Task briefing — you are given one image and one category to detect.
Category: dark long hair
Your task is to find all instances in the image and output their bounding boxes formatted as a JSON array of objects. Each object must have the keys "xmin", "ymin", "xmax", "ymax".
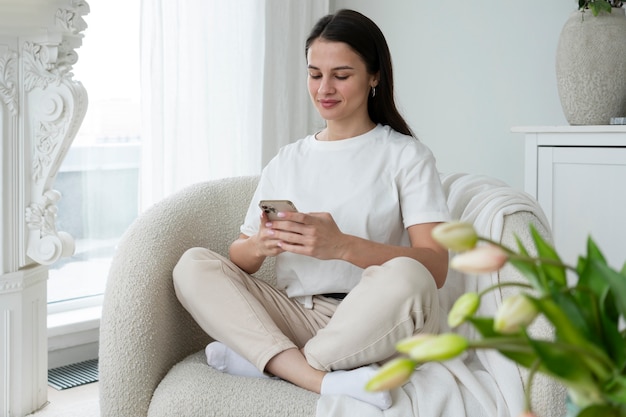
[{"xmin": 305, "ymin": 9, "xmax": 414, "ymax": 137}]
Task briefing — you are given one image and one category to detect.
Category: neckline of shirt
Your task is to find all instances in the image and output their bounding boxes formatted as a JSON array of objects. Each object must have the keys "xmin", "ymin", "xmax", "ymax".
[{"xmin": 308, "ymin": 124, "xmax": 384, "ymax": 150}]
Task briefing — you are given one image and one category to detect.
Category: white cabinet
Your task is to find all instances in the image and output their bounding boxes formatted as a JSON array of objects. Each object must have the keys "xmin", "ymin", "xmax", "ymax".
[{"xmin": 513, "ymin": 126, "xmax": 626, "ymax": 270}]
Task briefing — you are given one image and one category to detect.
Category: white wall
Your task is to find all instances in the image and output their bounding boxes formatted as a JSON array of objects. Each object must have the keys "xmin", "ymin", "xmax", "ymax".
[{"xmin": 331, "ymin": 0, "xmax": 575, "ymax": 190}]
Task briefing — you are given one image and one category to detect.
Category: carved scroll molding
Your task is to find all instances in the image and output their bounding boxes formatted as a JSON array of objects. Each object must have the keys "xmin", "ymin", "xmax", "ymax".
[
  {"xmin": 0, "ymin": 51, "xmax": 18, "ymax": 117},
  {"xmin": 20, "ymin": 0, "xmax": 90, "ymax": 266},
  {"xmin": 1, "ymin": 43, "xmax": 21, "ymax": 274}
]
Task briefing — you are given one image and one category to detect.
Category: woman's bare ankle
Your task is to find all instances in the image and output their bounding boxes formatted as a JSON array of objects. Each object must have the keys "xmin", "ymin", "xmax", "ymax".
[{"xmin": 266, "ymin": 348, "xmax": 326, "ymax": 393}]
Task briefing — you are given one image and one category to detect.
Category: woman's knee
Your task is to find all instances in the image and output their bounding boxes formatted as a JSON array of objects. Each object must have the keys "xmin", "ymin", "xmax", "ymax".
[
  {"xmin": 366, "ymin": 257, "xmax": 440, "ymax": 333},
  {"xmin": 363, "ymin": 257, "xmax": 437, "ymax": 301},
  {"xmin": 176, "ymin": 247, "xmax": 214, "ymax": 266},
  {"xmin": 173, "ymin": 247, "xmax": 221, "ymax": 294}
]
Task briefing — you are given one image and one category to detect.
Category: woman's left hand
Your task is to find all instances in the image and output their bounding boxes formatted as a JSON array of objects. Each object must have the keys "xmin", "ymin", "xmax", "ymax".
[{"xmin": 266, "ymin": 211, "xmax": 347, "ymax": 260}]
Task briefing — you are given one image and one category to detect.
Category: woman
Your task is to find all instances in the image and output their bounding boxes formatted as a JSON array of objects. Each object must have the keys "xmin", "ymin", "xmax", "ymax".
[{"xmin": 173, "ymin": 9, "xmax": 450, "ymax": 410}]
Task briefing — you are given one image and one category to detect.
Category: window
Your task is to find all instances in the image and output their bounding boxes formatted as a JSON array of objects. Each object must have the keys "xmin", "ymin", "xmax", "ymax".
[
  {"xmin": 47, "ymin": 0, "xmax": 323, "ymax": 311},
  {"xmin": 48, "ymin": 0, "xmax": 141, "ymax": 306}
]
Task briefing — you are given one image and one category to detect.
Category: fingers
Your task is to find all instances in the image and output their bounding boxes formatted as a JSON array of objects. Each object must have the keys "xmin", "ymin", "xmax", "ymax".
[
  {"xmin": 257, "ymin": 211, "xmax": 340, "ymax": 259},
  {"xmin": 256, "ymin": 213, "xmax": 286, "ymax": 256},
  {"xmin": 270, "ymin": 210, "xmax": 307, "ymax": 224}
]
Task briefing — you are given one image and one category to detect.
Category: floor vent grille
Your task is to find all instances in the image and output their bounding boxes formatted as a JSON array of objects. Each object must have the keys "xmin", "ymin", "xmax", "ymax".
[{"xmin": 48, "ymin": 359, "xmax": 99, "ymax": 390}]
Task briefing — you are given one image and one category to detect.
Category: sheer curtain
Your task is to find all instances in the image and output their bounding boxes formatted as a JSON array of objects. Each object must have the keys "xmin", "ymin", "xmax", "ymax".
[{"xmin": 140, "ymin": 0, "xmax": 328, "ymax": 210}]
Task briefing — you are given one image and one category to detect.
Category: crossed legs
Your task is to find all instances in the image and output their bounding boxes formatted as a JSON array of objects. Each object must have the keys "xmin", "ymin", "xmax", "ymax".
[
  {"xmin": 204, "ymin": 342, "xmax": 392, "ymax": 409},
  {"xmin": 173, "ymin": 249, "xmax": 439, "ymax": 410}
]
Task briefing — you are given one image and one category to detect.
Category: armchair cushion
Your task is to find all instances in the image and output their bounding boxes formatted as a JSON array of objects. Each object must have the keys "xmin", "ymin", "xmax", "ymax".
[{"xmin": 148, "ymin": 351, "xmax": 318, "ymax": 416}]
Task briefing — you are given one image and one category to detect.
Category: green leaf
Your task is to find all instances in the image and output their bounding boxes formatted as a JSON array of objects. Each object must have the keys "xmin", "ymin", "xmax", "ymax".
[
  {"xmin": 600, "ymin": 286, "xmax": 619, "ymax": 327},
  {"xmin": 467, "ymin": 317, "xmax": 537, "ymax": 368},
  {"xmin": 596, "ymin": 286, "xmax": 626, "ymax": 368},
  {"xmin": 598, "ymin": 0, "xmax": 614, "ymax": 13},
  {"xmin": 570, "ymin": 287, "xmax": 604, "ymax": 346},
  {"xmin": 498, "ymin": 347, "xmax": 538, "ymax": 369},
  {"xmin": 590, "ymin": 259, "xmax": 626, "ymax": 320},
  {"xmin": 508, "ymin": 257, "xmax": 543, "ymax": 290},
  {"xmin": 573, "ymin": 238, "xmax": 623, "ymax": 361},
  {"xmin": 588, "ymin": 0, "xmax": 613, "ymax": 15},
  {"xmin": 574, "ymin": 250, "xmax": 609, "ymax": 339},
  {"xmin": 604, "ymin": 374, "xmax": 626, "ymax": 404},
  {"xmin": 530, "ymin": 225, "xmax": 567, "ymax": 287},
  {"xmin": 600, "ymin": 310, "xmax": 625, "ymax": 369},
  {"xmin": 577, "ymin": 238, "xmax": 609, "ymax": 297},
  {"xmin": 532, "ymin": 293, "xmax": 591, "ymax": 345},
  {"xmin": 526, "ymin": 338, "xmax": 594, "ymax": 383},
  {"xmin": 586, "ymin": 237, "xmax": 607, "ymax": 263},
  {"xmin": 509, "ymin": 234, "xmax": 546, "ymax": 291},
  {"xmin": 530, "ymin": 293, "xmax": 613, "ymax": 380},
  {"xmin": 514, "ymin": 234, "xmax": 530, "ymax": 257},
  {"xmin": 577, "ymin": 403, "xmax": 622, "ymax": 417},
  {"xmin": 467, "ymin": 316, "xmax": 496, "ymax": 338}
]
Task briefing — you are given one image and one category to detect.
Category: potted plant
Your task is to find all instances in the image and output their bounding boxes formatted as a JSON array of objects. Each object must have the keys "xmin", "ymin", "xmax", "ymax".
[
  {"xmin": 367, "ymin": 222, "xmax": 626, "ymax": 417},
  {"xmin": 556, "ymin": 0, "xmax": 626, "ymax": 125},
  {"xmin": 579, "ymin": 0, "xmax": 624, "ymax": 15}
]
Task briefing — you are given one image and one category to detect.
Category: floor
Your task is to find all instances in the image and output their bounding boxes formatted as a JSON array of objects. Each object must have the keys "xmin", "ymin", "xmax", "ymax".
[{"xmin": 27, "ymin": 383, "xmax": 100, "ymax": 417}]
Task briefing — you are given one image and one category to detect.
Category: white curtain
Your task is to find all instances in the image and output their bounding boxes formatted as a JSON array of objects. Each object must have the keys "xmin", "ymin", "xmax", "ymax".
[{"xmin": 140, "ymin": 0, "xmax": 328, "ymax": 210}]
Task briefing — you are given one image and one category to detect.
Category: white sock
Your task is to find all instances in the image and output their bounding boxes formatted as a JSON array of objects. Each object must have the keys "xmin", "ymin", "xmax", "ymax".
[
  {"xmin": 321, "ymin": 366, "xmax": 392, "ymax": 410},
  {"xmin": 205, "ymin": 341, "xmax": 269, "ymax": 379}
]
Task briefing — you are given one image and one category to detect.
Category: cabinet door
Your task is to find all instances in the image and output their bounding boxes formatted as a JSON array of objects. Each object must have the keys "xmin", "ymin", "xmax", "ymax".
[{"xmin": 537, "ymin": 146, "xmax": 626, "ymax": 270}]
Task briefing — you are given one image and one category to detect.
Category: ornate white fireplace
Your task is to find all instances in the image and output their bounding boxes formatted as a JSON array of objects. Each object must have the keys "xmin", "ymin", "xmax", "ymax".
[{"xmin": 0, "ymin": 0, "xmax": 89, "ymax": 415}]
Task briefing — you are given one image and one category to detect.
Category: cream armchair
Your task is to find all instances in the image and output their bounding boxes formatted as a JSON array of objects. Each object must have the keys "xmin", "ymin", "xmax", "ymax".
[{"xmin": 99, "ymin": 174, "xmax": 566, "ymax": 417}]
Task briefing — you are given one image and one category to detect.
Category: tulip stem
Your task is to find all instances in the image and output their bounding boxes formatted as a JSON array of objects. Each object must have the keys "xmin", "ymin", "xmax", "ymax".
[
  {"xmin": 467, "ymin": 337, "xmax": 533, "ymax": 354},
  {"xmin": 478, "ymin": 282, "xmax": 534, "ymax": 298},
  {"xmin": 525, "ymin": 359, "xmax": 541, "ymax": 414}
]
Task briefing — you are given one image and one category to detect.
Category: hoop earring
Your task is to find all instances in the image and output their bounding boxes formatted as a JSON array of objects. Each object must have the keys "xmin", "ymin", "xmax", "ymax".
[{"xmin": 371, "ymin": 87, "xmax": 376, "ymax": 98}]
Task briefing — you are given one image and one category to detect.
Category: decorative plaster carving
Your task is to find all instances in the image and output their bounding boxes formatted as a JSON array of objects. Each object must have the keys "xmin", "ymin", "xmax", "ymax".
[
  {"xmin": 23, "ymin": 42, "xmax": 66, "ymax": 91},
  {"xmin": 25, "ymin": 190, "xmax": 75, "ymax": 265},
  {"xmin": 0, "ymin": 2, "xmax": 90, "ymax": 415},
  {"xmin": 56, "ymin": 1, "xmax": 89, "ymax": 34},
  {"xmin": 0, "ymin": 50, "xmax": 18, "ymax": 116},
  {"xmin": 21, "ymin": 1, "xmax": 89, "ymax": 266},
  {"xmin": 30, "ymin": 94, "xmax": 70, "ymax": 182}
]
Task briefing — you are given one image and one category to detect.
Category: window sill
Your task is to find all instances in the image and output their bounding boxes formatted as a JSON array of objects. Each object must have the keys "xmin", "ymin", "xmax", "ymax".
[
  {"xmin": 47, "ymin": 305, "xmax": 101, "ymax": 337},
  {"xmin": 47, "ymin": 302, "xmax": 102, "ymax": 368}
]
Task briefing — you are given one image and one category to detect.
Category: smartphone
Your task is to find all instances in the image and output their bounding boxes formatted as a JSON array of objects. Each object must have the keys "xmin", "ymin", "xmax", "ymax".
[{"xmin": 258, "ymin": 200, "xmax": 298, "ymax": 221}]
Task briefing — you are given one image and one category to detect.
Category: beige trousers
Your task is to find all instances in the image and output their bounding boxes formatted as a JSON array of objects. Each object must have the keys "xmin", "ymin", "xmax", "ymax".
[{"xmin": 173, "ymin": 248, "xmax": 440, "ymax": 372}]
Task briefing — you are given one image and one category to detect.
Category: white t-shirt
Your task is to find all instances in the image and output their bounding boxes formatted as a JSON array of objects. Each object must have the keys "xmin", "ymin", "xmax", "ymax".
[{"xmin": 240, "ymin": 124, "xmax": 450, "ymax": 305}]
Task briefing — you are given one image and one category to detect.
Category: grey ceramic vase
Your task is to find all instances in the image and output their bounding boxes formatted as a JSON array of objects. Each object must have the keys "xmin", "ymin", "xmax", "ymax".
[{"xmin": 556, "ymin": 8, "xmax": 626, "ymax": 125}]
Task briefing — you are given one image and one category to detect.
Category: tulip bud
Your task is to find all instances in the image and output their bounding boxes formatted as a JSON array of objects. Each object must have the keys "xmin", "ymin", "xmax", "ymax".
[
  {"xmin": 448, "ymin": 292, "xmax": 480, "ymax": 328},
  {"xmin": 450, "ymin": 245, "xmax": 508, "ymax": 274},
  {"xmin": 365, "ymin": 357, "xmax": 417, "ymax": 392},
  {"xmin": 408, "ymin": 333, "xmax": 468, "ymax": 362},
  {"xmin": 494, "ymin": 294, "xmax": 538, "ymax": 334},
  {"xmin": 396, "ymin": 334, "xmax": 435, "ymax": 354},
  {"xmin": 432, "ymin": 222, "xmax": 478, "ymax": 252}
]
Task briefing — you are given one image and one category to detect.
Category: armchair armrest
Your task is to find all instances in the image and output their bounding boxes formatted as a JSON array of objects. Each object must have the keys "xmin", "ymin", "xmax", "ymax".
[{"xmin": 99, "ymin": 176, "xmax": 260, "ymax": 417}]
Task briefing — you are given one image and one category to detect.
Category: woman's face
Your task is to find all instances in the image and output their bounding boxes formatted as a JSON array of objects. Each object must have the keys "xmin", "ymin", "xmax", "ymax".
[{"xmin": 306, "ymin": 39, "xmax": 378, "ymax": 126}]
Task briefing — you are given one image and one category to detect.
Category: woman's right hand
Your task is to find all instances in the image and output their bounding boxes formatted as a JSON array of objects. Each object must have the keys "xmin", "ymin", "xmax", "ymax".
[
  {"xmin": 254, "ymin": 212, "xmax": 288, "ymax": 257},
  {"xmin": 229, "ymin": 212, "xmax": 290, "ymax": 274}
]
